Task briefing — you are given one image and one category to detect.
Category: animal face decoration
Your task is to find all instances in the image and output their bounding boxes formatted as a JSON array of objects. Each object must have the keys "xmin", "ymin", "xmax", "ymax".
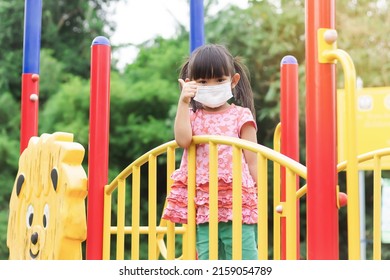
[{"xmin": 7, "ymin": 132, "xmax": 87, "ymax": 259}]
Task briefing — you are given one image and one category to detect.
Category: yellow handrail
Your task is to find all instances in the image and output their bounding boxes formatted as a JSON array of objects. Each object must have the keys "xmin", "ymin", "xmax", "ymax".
[
  {"xmin": 338, "ymin": 147, "xmax": 390, "ymax": 260},
  {"xmin": 102, "ymin": 133, "xmax": 390, "ymax": 260},
  {"xmin": 103, "ymin": 136, "xmax": 307, "ymax": 260}
]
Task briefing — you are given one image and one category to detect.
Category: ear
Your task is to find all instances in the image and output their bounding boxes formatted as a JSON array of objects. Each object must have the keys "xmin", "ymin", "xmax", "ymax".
[
  {"xmin": 16, "ymin": 174, "xmax": 25, "ymax": 197},
  {"xmin": 231, "ymin": 73, "xmax": 240, "ymax": 89},
  {"xmin": 51, "ymin": 168, "xmax": 58, "ymax": 192}
]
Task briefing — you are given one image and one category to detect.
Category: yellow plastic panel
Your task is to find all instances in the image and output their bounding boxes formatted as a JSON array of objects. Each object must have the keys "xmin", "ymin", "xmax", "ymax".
[
  {"xmin": 338, "ymin": 87, "xmax": 390, "ymax": 170},
  {"xmin": 7, "ymin": 132, "xmax": 87, "ymax": 260}
]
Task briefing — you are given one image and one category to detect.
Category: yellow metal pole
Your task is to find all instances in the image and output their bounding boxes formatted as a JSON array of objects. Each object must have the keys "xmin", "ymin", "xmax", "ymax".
[
  {"xmin": 232, "ymin": 145, "xmax": 242, "ymax": 260},
  {"xmin": 165, "ymin": 146, "xmax": 176, "ymax": 260},
  {"xmin": 117, "ymin": 178, "xmax": 126, "ymax": 260},
  {"xmin": 285, "ymin": 169, "xmax": 297, "ymax": 260},
  {"xmin": 102, "ymin": 186, "xmax": 112, "ymax": 260},
  {"xmin": 258, "ymin": 153, "xmax": 268, "ymax": 259},
  {"xmin": 131, "ymin": 166, "xmax": 140, "ymax": 260},
  {"xmin": 373, "ymin": 155, "xmax": 381, "ymax": 259},
  {"xmin": 148, "ymin": 155, "xmax": 157, "ymax": 260},
  {"xmin": 273, "ymin": 123, "xmax": 281, "ymax": 260},
  {"xmin": 187, "ymin": 144, "xmax": 197, "ymax": 260},
  {"xmin": 209, "ymin": 142, "xmax": 219, "ymax": 260}
]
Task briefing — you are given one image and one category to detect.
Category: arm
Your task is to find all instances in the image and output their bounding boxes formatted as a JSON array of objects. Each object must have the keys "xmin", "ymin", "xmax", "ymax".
[
  {"xmin": 240, "ymin": 122, "xmax": 258, "ymax": 184},
  {"xmin": 174, "ymin": 79, "xmax": 197, "ymax": 148}
]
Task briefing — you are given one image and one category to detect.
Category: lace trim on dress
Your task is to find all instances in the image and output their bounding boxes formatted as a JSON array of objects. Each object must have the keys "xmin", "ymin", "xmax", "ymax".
[
  {"xmin": 161, "ymin": 181, "xmax": 258, "ymax": 225},
  {"xmin": 170, "ymin": 169, "xmax": 256, "ymax": 188}
]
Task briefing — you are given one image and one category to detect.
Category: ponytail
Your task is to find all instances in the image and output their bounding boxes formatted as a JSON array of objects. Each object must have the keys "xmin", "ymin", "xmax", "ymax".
[{"xmin": 233, "ymin": 58, "xmax": 256, "ymax": 118}]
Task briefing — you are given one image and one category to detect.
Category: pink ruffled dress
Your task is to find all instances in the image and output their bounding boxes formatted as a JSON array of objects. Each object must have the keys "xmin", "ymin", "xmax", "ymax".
[{"xmin": 162, "ymin": 104, "xmax": 258, "ymax": 225}]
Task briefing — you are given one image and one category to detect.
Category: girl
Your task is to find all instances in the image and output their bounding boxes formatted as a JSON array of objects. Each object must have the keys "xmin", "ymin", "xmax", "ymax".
[{"xmin": 162, "ymin": 44, "xmax": 258, "ymax": 260}]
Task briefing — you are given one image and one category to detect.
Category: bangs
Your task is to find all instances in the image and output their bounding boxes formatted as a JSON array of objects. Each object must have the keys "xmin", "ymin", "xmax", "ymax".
[{"xmin": 188, "ymin": 45, "xmax": 234, "ymax": 79}]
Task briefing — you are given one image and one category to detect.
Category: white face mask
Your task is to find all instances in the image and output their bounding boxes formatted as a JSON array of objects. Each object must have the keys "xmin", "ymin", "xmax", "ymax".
[{"xmin": 194, "ymin": 82, "xmax": 233, "ymax": 108}]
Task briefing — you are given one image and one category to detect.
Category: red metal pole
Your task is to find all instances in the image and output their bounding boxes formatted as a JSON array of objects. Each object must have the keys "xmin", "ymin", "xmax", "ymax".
[
  {"xmin": 86, "ymin": 36, "xmax": 111, "ymax": 260},
  {"xmin": 280, "ymin": 55, "xmax": 300, "ymax": 259},
  {"xmin": 305, "ymin": 0, "xmax": 339, "ymax": 259},
  {"xmin": 20, "ymin": 74, "xmax": 39, "ymax": 153}
]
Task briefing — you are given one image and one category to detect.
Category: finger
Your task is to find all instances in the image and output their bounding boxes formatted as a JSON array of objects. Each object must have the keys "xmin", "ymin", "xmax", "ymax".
[{"xmin": 178, "ymin": 79, "xmax": 185, "ymax": 87}]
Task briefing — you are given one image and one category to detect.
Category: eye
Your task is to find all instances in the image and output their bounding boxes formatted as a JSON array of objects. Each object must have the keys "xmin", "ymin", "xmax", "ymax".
[
  {"xmin": 43, "ymin": 204, "xmax": 50, "ymax": 229},
  {"xmin": 196, "ymin": 79, "xmax": 207, "ymax": 84},
  {"xmin": 26, "ymin": 205, "xmax": 34, "ymax": 228}
]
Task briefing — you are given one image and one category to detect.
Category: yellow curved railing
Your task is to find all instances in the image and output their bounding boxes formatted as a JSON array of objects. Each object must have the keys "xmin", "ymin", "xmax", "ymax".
[
  {"xmin": 282, "ymin": 148, "xmax": 390, "ymax": 260},
  {"xmin": 102, "ymin": 135, "xmax": 307, "ymax": 260},
  {"xmin": 102, "ymin": 132, "xmax": 389, "ymax": 260},
  {"xmin": 273, "ymin": 119, "xmax": 390, "ymax": 259},
  {"xmin": 338, "ymin": 147, "xmax": 390, "ymax": 260}
]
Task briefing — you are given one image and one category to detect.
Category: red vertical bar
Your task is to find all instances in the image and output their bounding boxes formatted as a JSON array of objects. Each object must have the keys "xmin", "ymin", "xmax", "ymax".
[
  {"xmin": 86, "ymin": 36, "xmax": 111, "ymax": 260},
  {"xmin": 305, "ymin": 0, "xmax": 339, "ymax": 259},
  {"xmin": 20, "ymin": 74, "xmax": 39, "ymax": 153},
  {"xmin": 280, "ymin": 56, "xmax": 300, "ymax": 259}
]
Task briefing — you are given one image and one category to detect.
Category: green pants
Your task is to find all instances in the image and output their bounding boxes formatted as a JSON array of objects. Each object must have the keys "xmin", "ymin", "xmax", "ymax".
[{"xmin": 196, "ymin": 222, "xmax": 258, "ymax": 260}]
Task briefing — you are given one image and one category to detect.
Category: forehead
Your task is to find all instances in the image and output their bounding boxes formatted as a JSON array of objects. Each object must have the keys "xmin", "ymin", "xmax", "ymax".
[{"xmin": 189, "ymin": 56, "xmax": 232, "ymax": 79}]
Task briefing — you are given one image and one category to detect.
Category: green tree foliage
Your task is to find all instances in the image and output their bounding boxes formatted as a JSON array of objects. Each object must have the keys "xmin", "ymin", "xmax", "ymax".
[
  {"xmin": 39, "ymin": 75, "xmax": 90, "ymax": 144},
  {"xmin": 40, "ymin": 0, "xmax": 119, "ymax": 79},
  {"xmin": 0, "ymin": 93, "xmax": 20, "ymax": 210},
  {"xmin": 0, "ymin": 1, "xmax": 25, "ymax": 95},
  {"xmin": 336, "ymin": 0, "xmax": 390, "ymax": 87},
  {"xmin": 111, "ymin": 36, "xmax": 189, "ymax": 168}
]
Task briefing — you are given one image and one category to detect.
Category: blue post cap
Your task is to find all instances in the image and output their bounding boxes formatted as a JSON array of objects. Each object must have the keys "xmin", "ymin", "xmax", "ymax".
[
  {"xmin": 91, "ymin": 36, "xmax": 110, "ymax": 46},
  {"xmin": 281, "ymin": 55, "xmax": 298, "ymax": 65}
]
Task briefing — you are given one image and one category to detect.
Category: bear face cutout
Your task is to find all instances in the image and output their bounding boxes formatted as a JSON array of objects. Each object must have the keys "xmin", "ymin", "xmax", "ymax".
[{"xmin": 7, "ymin": 132, "xmax": 87, "ymax": 260}]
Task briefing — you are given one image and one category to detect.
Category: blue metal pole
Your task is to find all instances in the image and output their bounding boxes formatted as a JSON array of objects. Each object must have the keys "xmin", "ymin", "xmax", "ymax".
[
  {"xmin": 190, "ymin": 0, "xmax": 205, "ymax": 52},
  {"xmin": 23, "ymin": 0, "xmax": 42, "ymax": 74}
]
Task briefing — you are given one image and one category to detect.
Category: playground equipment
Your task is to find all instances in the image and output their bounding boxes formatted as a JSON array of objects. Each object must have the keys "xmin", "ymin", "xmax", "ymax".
[
  {"xmin": 20, "ymin": 0, "xmax": 41, "ymax": 154},
  {"xmin": 7, "ymin": 132, "xmax": 87, "ymax": 260},
  {"xmin": 8, "ymin": 0, "xmax": 390, "ymax": 260}
]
